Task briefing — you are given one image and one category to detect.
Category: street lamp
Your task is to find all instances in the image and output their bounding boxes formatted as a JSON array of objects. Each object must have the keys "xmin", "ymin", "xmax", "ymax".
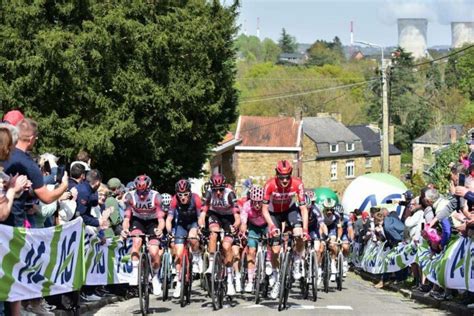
[{"xmin": 354, "ymin": 40, "xmax": 389, "ymax": 173}]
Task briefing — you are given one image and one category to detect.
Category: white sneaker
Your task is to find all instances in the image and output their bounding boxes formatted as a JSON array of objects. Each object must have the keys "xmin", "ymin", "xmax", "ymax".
[
  {"xmin": 270, "ymin": 281, "xmax": 280, "ymax": 299},
  {"xmin": 269, "ymin": 272, "xmax": 277, "ymax": 287},
  {"xmin": 227, "ymin": 281, "xmax": 236, "ymax": 296},
  {"xmin": 317, "ymin": 268, "xmax": 323, "ymax": 286},
  {"xmin": 343, "ymin": 259, "xmax": 348, "ymax": 277},
  {"xmin": 152, "ymin": 275, "xmax": 163, "ymax": 296},
  {"xmin": 330, "ymin": 273, "xmax": 336, "ymax": 282},
  {"xmin": 293, "ymin": 259, "xmax": 303, "ymax": 280},
  {"xmin": 173, "ymin": 281, "xmax": 182, "ymax": 298},
  {"xmin": 244, "ymin": 282, "xmax": 254, "ymax": 293},
  {"xmin": 235, "ymin": 275, "xmax": 242, "ymax": 293},
  {"xmin": 130, "ymin": 266, "xmax": 138, "ymax": 286},
  {"xmin": 26, "ymin": 303, "xmax": 55, "ymax": 316},
  {"xmin": 81, "ymin": 293, "xmax": 101, "ymax": 302},
  {"xmin": 265, "ymin": 261, "xmax": 273, "ymax": 276},
  {"xmin": 205, "ymin": 261, "xmax": 214, "ymax": 274}
]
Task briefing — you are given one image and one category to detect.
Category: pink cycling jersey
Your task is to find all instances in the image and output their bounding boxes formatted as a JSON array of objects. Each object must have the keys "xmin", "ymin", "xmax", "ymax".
[
  {"xmin": 124, "ymin": 190, "xmax": 164, "ymax": 220},
  {"xmin": 241, "ymin": 200, "xmax": 266, "ymax": 227},
  {"xmin": 263, "ymin": 177, "xmax": 305, "ymax": 213}
]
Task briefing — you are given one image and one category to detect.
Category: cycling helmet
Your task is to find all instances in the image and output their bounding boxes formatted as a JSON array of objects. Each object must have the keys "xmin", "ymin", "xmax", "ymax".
[
  {"xmin": 134, "ymin": 175, "xmax": 152, "ymax": 192},
  {"xmin": 161, "ymin": 193, "xmax": 172, "ymax": 208},
  {"xmin": 249, "ymin": 186, "xmax": 264, "ymax": 202},
  {"xmin": 275, "ymin": 160, "xmax": 293, "ymax": 175},
  {"xmin": 334, "ymin": 203, "xmax": 344, "ymax": 215},
  {"xmin": 175, "ymin": 179, "xmax": 191, "ymax": 193},
  {"xmin": 322, "ymin": 198, "xmax": 336, "ymax": 210},
  {"xmin": 210, "ymin": 173, "xmax": 226, "ymax": 189}
]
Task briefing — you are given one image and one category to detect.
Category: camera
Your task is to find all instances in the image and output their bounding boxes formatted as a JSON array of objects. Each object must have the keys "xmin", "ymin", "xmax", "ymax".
[
  {"xmin": 56, "ymin": 165, "xmax": 66, "ymax": 184},
  {"xmin": 386, "ymin": 199, "xmax": 409, "ymax": 206}
]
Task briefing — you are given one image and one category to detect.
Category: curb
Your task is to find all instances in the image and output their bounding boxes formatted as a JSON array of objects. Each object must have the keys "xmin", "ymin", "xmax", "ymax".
[{"xmin": 353, "ymin": 269, "xmax": 473, "ymax": 316}]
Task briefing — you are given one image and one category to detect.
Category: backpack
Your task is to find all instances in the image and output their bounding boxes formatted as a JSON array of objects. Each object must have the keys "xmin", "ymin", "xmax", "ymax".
[{"xmin": 383, "ymin": 214, "xmax": 405, "ymax": 247}]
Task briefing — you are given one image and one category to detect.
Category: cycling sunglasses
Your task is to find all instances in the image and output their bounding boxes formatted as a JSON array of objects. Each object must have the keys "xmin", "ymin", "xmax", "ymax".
[
  {"xmin": 177, "ymin": 192, "xmax": 190, "ymax": 198},
  {"xmin": 277, "ymin": 174, "xmax": 291, "ymax": 180},
  {"xmin": 212, "ymin": 187, "xmax": 225, "ymax": 192}
]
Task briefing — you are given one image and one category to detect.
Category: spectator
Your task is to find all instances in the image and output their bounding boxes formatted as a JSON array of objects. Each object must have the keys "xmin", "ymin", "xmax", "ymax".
[
  {"xmin": 467, "ymin": 139, "xmax": 474, "ymax": 166},
  {"xmin": 422, "ymin": 189, "xmax": 449, "ymax": 223},
  {"xmin": 75, "ymin": 169, "xmax": 108, "ymax": 229},
  {"xmin": 1, "ymin": 118, "xmax": 66, "ymax": 315},
  {"xmin": 382, "ymin": 208, "xmax": 405, "ymax": 248},
  {"xmin": 2, "ymin": 110, "xmax": 24, "ymax": 126},
  {"xmin": 459, "ymin": 150, "xmax": 470, "ymax": 170},
  {"xmin": 105, "ymin": 177, "xmax": 124, "ymax": 236}
]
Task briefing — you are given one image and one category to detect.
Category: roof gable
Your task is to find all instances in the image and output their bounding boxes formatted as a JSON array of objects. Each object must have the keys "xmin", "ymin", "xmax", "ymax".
[
  {"xmin": 236, "ymin": 116, "xmax": 301, "ymax": 148},
  {"xmin": 414, "ymin": 124, "xmax": 464, "ymax": 145},
  {"xmin": 348, "ymin": 125, "xmax": 401, "ymax": 156}
]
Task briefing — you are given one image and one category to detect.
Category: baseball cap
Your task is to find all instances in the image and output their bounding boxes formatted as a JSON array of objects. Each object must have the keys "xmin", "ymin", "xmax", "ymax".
[
  {"xmin": 107, "ymin": 177, "xmax": 122, "ymax": 190},
  {"xmin": 70, "ymin": 161, "xmax": 90, "ymax": 171},
  {"xmin": 2, "ymin": 110, "xmax": 24, "ymax": 126}
]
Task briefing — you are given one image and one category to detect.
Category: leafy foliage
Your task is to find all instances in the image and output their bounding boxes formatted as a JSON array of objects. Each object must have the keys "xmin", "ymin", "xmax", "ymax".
[
  {"xmin": 0, "ymin": 0, "xmax": 239, "ymax": 191},
  {"xmin": 278, "ymin": 28, "xmax": 297, "ymax": 54},
  {"xmin": 234, "ymin": 34, "xmax": 280, "ymax": 63},
  {"xmin": 429, "ymin": 140, "xmax": 467, "ymax": 192}
]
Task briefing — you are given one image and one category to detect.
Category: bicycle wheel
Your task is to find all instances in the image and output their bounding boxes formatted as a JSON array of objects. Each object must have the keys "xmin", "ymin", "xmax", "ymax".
[
  {"xmin": 323, "ymin": 250, "xmax": 330, "ymax": 293},
  {"xmin": 311, "ymin": 251, "xmax": 318, "ymax": 301},
  {"xmin": 240, "ymin": 252, "xmax": 248, "ymax": 294},
  {"xmin": 301, "ymin": 254, "xmax": 309, "ymax": 299},
  {"xmin": 138, "ymin": 252, "xmax": 150, "ymax": 316},
  {"xmin": 210, "ymin": 252, "xmax": 223, "ymax": 310},
  {"xmin": 337, "ymin": 251, "xmax": 344, "ymax": 291},
  {"xmin": 255, "ymin": 250, "xmax": 264, "ymax": 304},
  {"xmin": 278, "ymin": 252, "xmax": 291, "ymax": 311},
  {"xmin": 201, "ymin": 251, "xmax": 209, "ymax": 292},
  {"xmin": 162, "ymin": 251, "xmax": 170, "ymax": 301},
  {"xmin": 180, "ymin": 253, "xmax": 188, "ymax": 307},
  {"xmin": 187, "ymin": 252, "xmax": 193, "ymax": 305}
]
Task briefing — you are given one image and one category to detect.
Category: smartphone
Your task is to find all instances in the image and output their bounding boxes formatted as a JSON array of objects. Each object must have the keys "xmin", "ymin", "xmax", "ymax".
[{"xmin": 459, "ymin": 173, "xmax": 466, "ymax": 186}]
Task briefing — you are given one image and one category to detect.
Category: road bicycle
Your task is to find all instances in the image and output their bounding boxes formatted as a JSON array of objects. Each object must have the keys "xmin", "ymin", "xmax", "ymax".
[{"xmin": 301, "ymin": 239, "xmax": 318, "ymax": 301}]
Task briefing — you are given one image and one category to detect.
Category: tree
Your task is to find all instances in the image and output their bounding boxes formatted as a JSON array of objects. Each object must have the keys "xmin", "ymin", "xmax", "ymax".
[
  {"xmin": 278, "ymin": 28, "xmax": 297, "ymax": 54},
  {"xmin": 429, "ymin": 140, "xmax": 467, "ymax": 192},
  {"xmin": 262, "ymin": 38, "xmax": 281, "ymax": 62},
  {"xmin": 307, "ymin": 41, "xmax": 339, "ymax": 66},
  {"xmin": 0, "ymin": 0, "xmax": 239, "ymax": 191}
]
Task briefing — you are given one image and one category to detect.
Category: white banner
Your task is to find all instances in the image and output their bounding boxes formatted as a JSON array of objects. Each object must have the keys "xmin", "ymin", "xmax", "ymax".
[{"xmin": 0, "ymin": 218, "xmax": 84, "ymax": 302}]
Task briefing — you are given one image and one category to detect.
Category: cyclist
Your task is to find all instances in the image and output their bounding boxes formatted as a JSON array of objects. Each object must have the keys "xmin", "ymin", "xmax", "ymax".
[
  {"xmin": 336, "ymin": 204, "xmax": 353, "ymax": 277},
  {"xmin": 240, "ymin": 185, "xmax": 267, "ymax": 293},
  {"xmin": 165, "ymin": 179, "xmax": 202, "ymax": 299},
  {"xmin": 261, "ymin": 160, "xmax": 309, "ymax": 299},
  {"xmin": 305, "ymin": 191, "xmax": 326, "ymax": 285},
  {"xmin": 321, "ymin": 198, "xmax": 342, "ymax": 282},
  {"xmin": 198, "ymin": 173, "xmax": 241, "ymax": 296},
  {"xmin": 121, "ymin": 175, "xmax": 165, "ymax": 296}
]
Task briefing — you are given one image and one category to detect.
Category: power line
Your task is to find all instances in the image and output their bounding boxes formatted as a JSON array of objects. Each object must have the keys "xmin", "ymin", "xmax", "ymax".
[
  {"xmin": 240, "ymin": 80, "xmax": 375, "ymax": 104},
  {"xmin": 412, "ymin": 44, "xmax": 474, "ymax": 68}
]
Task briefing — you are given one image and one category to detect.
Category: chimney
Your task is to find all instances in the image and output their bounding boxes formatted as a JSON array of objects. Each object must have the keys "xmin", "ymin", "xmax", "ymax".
[
  {"xmin": 389, "ymin": 125, "xmax": 395, "ymax": 145},
  {"xmin": 450, "ymin": 127, "xmax": 457, "ymax": 144}
]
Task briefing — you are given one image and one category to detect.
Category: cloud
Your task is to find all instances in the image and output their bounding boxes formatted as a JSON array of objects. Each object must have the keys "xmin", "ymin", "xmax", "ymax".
[{"xmin": 436, "ymin": 0, "xmax": 474, "ymax": 24}]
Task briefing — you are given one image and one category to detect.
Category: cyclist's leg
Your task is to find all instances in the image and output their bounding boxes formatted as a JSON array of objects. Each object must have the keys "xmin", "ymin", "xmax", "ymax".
[
  {"xmin": 173, "ymin": 224, "xmax": 188, "ymax": 274},
  {"xmin": 288, "ymin": 207, "xmax": 304, "ymax": 278},
  {"xmin": 220, "ymin": 214, "xmax": 237, "ymax": 294},
  {"xmin": 269, "ymin": 213, "xmax": 282, "ymax": 270},
  {"xmin": 206, "ymin": 212, "xmax": 221, "ymax": 273},
  {"xmin": 187, "ymin": 223, "xmax": 202, "ymax": 273},
  {"xmin": 246, "ymin": 224, "xmax": 260, "ymax": 289},
  {"xmin": 129, "ymin": 217, "xmax": 145, "ymax": 285},
  {"xmin": 231, "ymin": 236, "xmax": 242, "ymax": 292}
]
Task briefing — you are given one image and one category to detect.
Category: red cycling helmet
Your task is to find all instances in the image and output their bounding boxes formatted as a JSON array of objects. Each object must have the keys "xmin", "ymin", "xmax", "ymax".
[
  {"xmin": 175, "ymin": 179, "xmax": 191, "ymax": 193},
  {"xmin": 275, "ymin": 160, "xmax": 293, "ymax": 175},
  {"xmin": 249, "ymin": 186, "xmax": 264, "ymax": 202},
  {"xmin": 210, "ymin": 173, "xmax": 226, "ymax": 189},
  {"xmin": 134, "ymin": 175, "xmax": 152, "ymax": 192}
]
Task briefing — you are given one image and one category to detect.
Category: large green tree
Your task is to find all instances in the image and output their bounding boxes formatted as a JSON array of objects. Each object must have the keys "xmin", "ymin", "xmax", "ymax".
[
  {"xmin": 0, "ymin": 0, "xmax": 239, "ymax": 191},
  {"xmin": 278, "ymin": 28, "xmax": 297, "ymax": 54}
]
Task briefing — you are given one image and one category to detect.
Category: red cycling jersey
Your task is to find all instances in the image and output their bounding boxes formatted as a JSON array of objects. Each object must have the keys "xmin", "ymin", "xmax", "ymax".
[{"xmin": 263, "ymin": 177, "xmax": 305, "ymax": 213}]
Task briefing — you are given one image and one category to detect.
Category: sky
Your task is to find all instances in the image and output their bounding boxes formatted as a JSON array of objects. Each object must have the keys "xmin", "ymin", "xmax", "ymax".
[{"xmin": 236, "ymin": 0, "xmax": 474, "ymax": 47}]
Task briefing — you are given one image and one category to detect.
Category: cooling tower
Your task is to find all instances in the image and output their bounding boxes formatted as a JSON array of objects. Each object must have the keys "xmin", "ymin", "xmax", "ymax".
[
  {"xmin": 451, "ymin": 22, "xmax": 474, "ymax": 48},
  {"xmin": 398, "ymin": 18, "xmax": 428, "ymax": 59}
]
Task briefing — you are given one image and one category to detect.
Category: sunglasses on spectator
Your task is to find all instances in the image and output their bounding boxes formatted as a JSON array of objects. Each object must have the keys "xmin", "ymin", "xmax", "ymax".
[
  {"xmin": 177, "ymin": 192, "xmax": 190, "ymax": 198},
  {"xmin": 277, "ymin": 174, "xmax": 291, "ymax": 180}
]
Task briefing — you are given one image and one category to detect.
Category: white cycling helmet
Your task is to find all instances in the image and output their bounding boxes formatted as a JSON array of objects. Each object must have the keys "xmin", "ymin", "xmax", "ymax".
[{"xmin": 161, "ymin": 193, "xmax": 172, "ymax": 208}]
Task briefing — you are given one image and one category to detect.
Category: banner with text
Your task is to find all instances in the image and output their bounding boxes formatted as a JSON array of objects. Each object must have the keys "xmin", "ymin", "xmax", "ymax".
[
  {"xmin": 84, "ymin": 233, "xmax": 133, "ymax": 285},
  {"xmin": 0, "ymin": 218, "xmax": 84, "ymax": 302}
]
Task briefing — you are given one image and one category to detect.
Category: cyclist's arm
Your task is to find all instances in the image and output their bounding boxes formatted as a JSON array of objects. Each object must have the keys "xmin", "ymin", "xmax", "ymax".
[
  {"xmin": 229, "ymin": 191, "xmax": 240, "ymax": 229},
  {"xmin": 296, "ymin": 181, "xmax": 308, "ymax": 232},
  {"xmin": 347, "ymin": 220, "xmax": 354, "ymax": 241},
  {"xmin": 165, "ymin": 210, "xmax": 174, "ymax": 234},
  {"xmin": 198, "ymin": 191, "xmax": 211, "ymax": 227},
  {"xmin": 154, "ymin": 195, "xmax": 165, "ymax": 233}
]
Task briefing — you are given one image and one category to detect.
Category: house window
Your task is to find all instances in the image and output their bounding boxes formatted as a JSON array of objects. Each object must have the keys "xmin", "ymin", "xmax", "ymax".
[
  {"xmin": 330, "ymin": 161, "xmax": 337, "ymax": 180},
  {"xmin": 330, "ymin": 144, "xmax": 339, "ymax": 153},
  {"xmin": 346, "ymin": 143, "xmax": 355, "ymax": 152},
  {"xmin": 423, "ymin": 147, "xmax": 431, "ymax": 159},
  {"xmin": 346, "ymin": 160, "xmax": 355, "ymax": 178},
  {"xmin": 365, "ymin": 157, "xmax": 372, "ymax": 168}
]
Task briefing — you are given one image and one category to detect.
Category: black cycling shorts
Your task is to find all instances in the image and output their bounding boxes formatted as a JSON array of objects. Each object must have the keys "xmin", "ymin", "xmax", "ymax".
[
  {"xmin": 130, "ymin": 217, "xmax": 159, "ymax": 245},
  {"xmin": 207, "ymin": 211, "xmax": 235, "ymax": 236},
  {"xmin": 270, "ymin": 205, "xmax": 302, "ymax": 230}
]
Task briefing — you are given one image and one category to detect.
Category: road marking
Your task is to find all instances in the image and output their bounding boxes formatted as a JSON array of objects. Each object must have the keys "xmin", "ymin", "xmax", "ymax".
[
  {"xmin": 289, "ymin": 305, "xmax": 316, "ymax": 310},
  {"xmin": 327, "ymin": 305, "xmax": 353, "ymax": 310},
  {"xmin": 243, "ymin": 304, "xmax": 264, "ymax": 309}
]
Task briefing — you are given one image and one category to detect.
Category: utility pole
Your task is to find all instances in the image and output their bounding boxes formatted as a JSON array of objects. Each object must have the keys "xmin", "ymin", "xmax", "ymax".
[
  {"xmin": 381, "ymin": 52, "xmax": 389, "ymax": 173},
  {"xmin": 355, "ymin": 40, "xmax": 390, "ymax": 173}
]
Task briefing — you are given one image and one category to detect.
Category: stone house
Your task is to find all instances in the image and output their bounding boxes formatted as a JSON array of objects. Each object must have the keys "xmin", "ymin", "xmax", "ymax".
[
  {"xmin": 412, "ymin": 124, "xmax": 464, "ymax": 174},
  {"xmin": 210, "ymin": 115, "xmax": 302, "ymax": 191},
  {"xmin": 301, "ymin": 115, "xmax": 401, "ymax": 194}
]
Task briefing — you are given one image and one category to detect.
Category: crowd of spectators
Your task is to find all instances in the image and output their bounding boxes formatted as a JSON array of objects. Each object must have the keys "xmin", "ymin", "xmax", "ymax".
[
  {"xmin": 351, "ymin": 139, "xmax": 474, "ymax": 307},
  {"xmin": 0, "ymin": 110, "xmax": 130, "ymax": 316}
]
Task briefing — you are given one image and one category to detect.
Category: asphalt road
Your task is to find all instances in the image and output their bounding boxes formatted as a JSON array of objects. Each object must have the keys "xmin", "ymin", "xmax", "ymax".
[{"xmin": 90, "ymin": 273, "xmax": 450, "ymax": 316}]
